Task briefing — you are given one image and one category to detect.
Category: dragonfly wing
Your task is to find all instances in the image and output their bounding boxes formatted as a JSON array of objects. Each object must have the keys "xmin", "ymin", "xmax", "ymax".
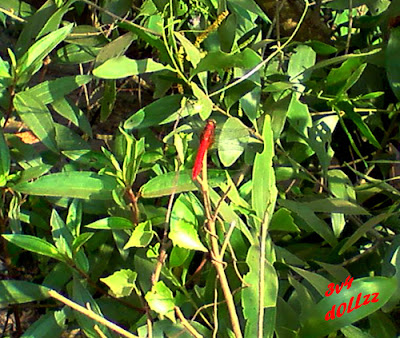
[{"xmin": 217, "ymin": 117, "xmax": 250, "ymax": 166}]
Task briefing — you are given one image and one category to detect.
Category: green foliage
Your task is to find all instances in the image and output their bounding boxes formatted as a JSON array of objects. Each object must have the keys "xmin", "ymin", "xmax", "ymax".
[{"xmin": 0, "ymin": 0, "xmax": 400, "ymax": 337}]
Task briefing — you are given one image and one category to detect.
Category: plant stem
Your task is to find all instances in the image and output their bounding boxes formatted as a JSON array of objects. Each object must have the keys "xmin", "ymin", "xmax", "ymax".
[{"xmin": 200, "ymin": 154, "xmax": 243, "ymax": 338}]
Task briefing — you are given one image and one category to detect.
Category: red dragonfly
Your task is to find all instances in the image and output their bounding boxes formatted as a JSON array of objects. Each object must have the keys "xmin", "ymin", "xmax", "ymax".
[
  {"xmin": 164, "ymin": 116, "xmax": 262, "ymax": 180},
  {"xmin": 192, "ymin": 119, "xmax": 216, "ymax": 180}
]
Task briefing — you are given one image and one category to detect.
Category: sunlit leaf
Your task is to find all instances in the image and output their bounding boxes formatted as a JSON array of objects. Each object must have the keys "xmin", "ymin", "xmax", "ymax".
[
  {"xmin": 124, "ymin": 221, "xmax": 154, "ymax": 248},
  {"xmin": 100, "ymin": 269, "xmax": 139, "ymax": 298},
  {"xmin": 145, "ymin": 281, "xmax": 176, "ymax": 322},
  {"xmin": 93, "ymin": 56, "xmax": 174, "ymax": 79},
  {"xmin": 0, "ymin": 280, "xmax": 50, "ymax": 307},
  {"xmin": 2, "ymin": 234, "xmax": 64, "ymax": 261},
  {"xmin": 13, "ymin": 172, "xmax": 118, "ymax": 200},
  {"xmin": 169, "ymin": 194, "xmax": 206, "ymax": 252}
]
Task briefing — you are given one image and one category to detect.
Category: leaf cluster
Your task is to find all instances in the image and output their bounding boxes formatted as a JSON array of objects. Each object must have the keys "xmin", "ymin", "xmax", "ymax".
[{"xmin": 0, "ymin": 0, "xmax": 400, "ymax": 337}]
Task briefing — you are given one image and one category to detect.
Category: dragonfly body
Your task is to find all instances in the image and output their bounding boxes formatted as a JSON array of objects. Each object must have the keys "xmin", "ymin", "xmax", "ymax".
[{"xmin": 192, "ymin": 119, "xmax": 216, "ymax": 180}]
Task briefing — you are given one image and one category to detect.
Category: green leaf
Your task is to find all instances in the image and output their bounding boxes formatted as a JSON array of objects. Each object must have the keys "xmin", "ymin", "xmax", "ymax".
[
  {"xmin": 306, "ymin": 40, "xmax": 338, "ymax": 55},
  {"xmin": 245, "ymin": 114, "xmax": 278, "ymax": 336},
  {"xmin": 95, "ymin": 31, "xmax": 134, "ymax": 67},
  {"xmin": 0, "ymin": 129, "xmax": 10, "ymax": 186},
  {"xmin": 55, "ymin": 123, "xmax": 90, "ymax": 151},
  {"xmin": 23, "ymin": 310, "xmax": 67, "ymax": 338},
  {"xmin": 191, "ymin": 82, "xmax": 213, "ymax": 120},
  {"xmin": 24, "ymin": 75, "xmax": 92, "ymax": 105},
  {"xmin": 301, "ymin": 198, "xmax": 369, "ymax": 215},
  {"xmin": 174, "ymin": 32, "xmax": 202, "ymax": 67},
  {"xmin": 301, "ymin": 49, "xmax": 380, "ymax": 81},
  {"xmin": 0, "ymin": 56, "xmax": 11, "ymax": 78},
  {"xmin": 67, "ymin": 200, "xmax": 83, "ymax": 235},
  {"xmin": 85, "ymin": 217, "xmax": 134, "ymax": 230},
  {"xmin": 14, "ymin": 92, "xmax": 58, "ymax": 152},
  {"xmin": 124, "ymin": 221, "xmax": 154, "ymax": 248},
  {"xmin": 382, "ymin": 246, "xmax": 400, "ymax": 312},
  {"xmin": 72, "ymin": 276, "xmax": 111, "ymax": 337},
  {"xmin": 339, "ymin": 213, "xmax": 389, "ymax": 255},
  {"xmin": 121, "ymin": 131, "xmax": 145, "ymax": 187},
  {"xmin": 263, "ymin": 82, "xmax": 293, "ymax": 93},
  {"xmin": 337, "ymin": 101, "xmax": 381, "ymax": 149},
  {"xmin": 287, "ymin": 93, "xmax": 312, "ymax": 138},
  {"xmin": 169, "ymin": 195, "xmax": 207, "ymax": 252},
  {"xmin": 50, "ymin": 209, "xmax": 73, "ymax": 259},
  {"xmin": 228, "ymin": 0, "xmax": 270, "ymax": 23},
  {"xmin": 218, "ymin": 117, "xmax": 251, "ymax": 167},
  {"xmin": 278, "ymin": 200, "xmax": 338, "ymax": 247},
  {"xmin": 288, "ymin": 45, "xmax": 316, "ymax": 83},
  {"xmin": 2, "ymin": 234, "xmax": 64, "ymax": 261},
  {"xmin": 123, "ymin": 94, "xmax": 184, "ymax": 130},
  {"xmin": 290, "ymin": 266, "xmax": 332, "ymax": 296},
  {"xmin": 17, "ymin": 24, "xmax": 73, "ymax": 83},
  {"xmin": 386, "ymin": 26, "xmax": 400, "ymax": 101},
  {"xmin": 308, "ymin": 120, "xmax": 334, "ymax": 173},
  {"xmin": 93, "ymin": 56, "xmax": 173, "ymax": 79},
  {"xmin": 37, "ymin": 0, "xmax": 76, "ymax": 38},
  {"xmin": 0, "ymin": 280, "xmax": 50, "ymax": 307},
  {"xmin": 358, "ymin": 91, "xmax": 385, "ymax": 100},
  {"xmin": 275, "ymin": 297, "xmax": 300, "ymax": 336},
  {"xmin": 300, "ymin": 277, "xmax": 397, "ymax": 337},
  {"xmin": 326, "ymin": 58, "xmax": 363, "ymax": 95},
  {"xmin": 118, "ymin": 22, "xmax": 171, "ymax": 64},
  {"xmin": 139, "ymin": 169, "xmax": 228, "ymax": 198},
  {"xmin": 192, "ymin": 48, "xmax": 261, "ymax": 76},
  {"xmin": 169, "ymin": 246, "xmax": 191, "ymax": 268},
  {"xmin": 52, "ymin": 97, "xmax": 92, "ymax": 136},
  {"xmin": 100, "ymin": 0, "xmax": 132, "ymax": 24},
  {"xmin": 64, "ymin": 25, "xmax": 108, "ymax": 46},
  {"xmin": 100, "ymin": 269, "xmax": 139, "ymax": 298},
  {"xmin": 208, "ymin": 188, "xmax": 253, "ymax": 245},
  {"xmin": 224, "ymin": 80, "xmax": 257, "ymax": 111},
  {"xmin": 252, "ymin": 114, "xmax": 277, "ymax": 222},
  {"xmin": 100, "ymin": 79, "xmax": 116, "ymax": 122},
  {"xmin": 62, "ymin": 150, "xmax": 110, "ymax": 170},
  {"xmin": 269, "ymin": 208, "xmax": 300, "ymax": 232},
  {"xmin": 16, "ymin": 164, "xmax": 53, "ymax": 184},
  {"xmin": 265, "ymin": 95, "xmax": 291, "ymax": 140},
  {"xmin": 72, "ymin": 233, "xmax": 93, "ymax": 253},
  {"xmin": 338, "ymin": 63, "xmax": 367, "ymax": 97},
  {"xmin": 314, "ymin": 261, "xmax": 351, "ymax": 282},
  {"xmin": 368, "ymin": 311, "xmax": 398, "ymax": 338},
  {"xmin": 56, "ymin": 44, "xmax": 101, "ymax": 64},
  {"xmin": 13, "ymin": 172, "xmax": 118, "ymax": 200},
  {"xmin": 1, "ymin": 0, "xmax": 35, "ymax": 19},
  {"xmin": 145, "ymin": 281, "xmax": 176, "ymax": 322},
  {"xmin": 14, "ymin": 2, "xmax": 58, "ymax": 57},
  {"xmin": 328, "ymin": 169, "xmax": 356, "ymax": 200},
  {"xmin": 242, "ymin": 243, "xmax": 278, "ymax": 337}
]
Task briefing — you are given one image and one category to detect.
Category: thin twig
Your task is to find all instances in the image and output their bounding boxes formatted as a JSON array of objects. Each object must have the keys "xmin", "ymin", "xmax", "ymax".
[
  {"xmin": 220, "ymin": 220, "xmax": 236, "ymax": 257},
  {"xmin": 175, "ymin": 307, "xmax": 203, "ymax": 338},
  {"xmin": 151, "ymin": 117, "xmax": 182, "ymax": 285},
  {"xmin": 199, "ymin": 154, "xmax": 243, "ymax": 338},
  {"xmin": 48, "ymin": 290, "xmax": 139, "ymax": 338},
  {"xmin": 345, "ymin": 0, "xmax": 353, "ymax": 55},
  {"xmin": 211, "ymin": 185, "xmax": 231, "ymax": 224},
  {"xmin": 340, "ymin": 238, "xmax": 384, "ymax": 267},
  {"xmin": 0, "ymin": 7, "xmax": 25, "ymax": 22},
  {"xmin": 209, "ymin": 1, "xmax": 310, "ymax": 98},
  {"xmin": 79, "ymin": 0, "xmax": 162, "ymax": 37},
  {"xmin": 213, "ymin": 281, "xmax": 219, "ymax": 338},
  {"xmin": 126, "ymin": 188, "xmax": 140, "ymax": 225}
]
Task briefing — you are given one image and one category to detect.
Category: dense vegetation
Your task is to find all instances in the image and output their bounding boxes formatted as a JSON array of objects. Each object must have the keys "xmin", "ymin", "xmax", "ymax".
[{"xmin": 0, "ymin": 0, "xmax": 400, "ymax": 336}]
